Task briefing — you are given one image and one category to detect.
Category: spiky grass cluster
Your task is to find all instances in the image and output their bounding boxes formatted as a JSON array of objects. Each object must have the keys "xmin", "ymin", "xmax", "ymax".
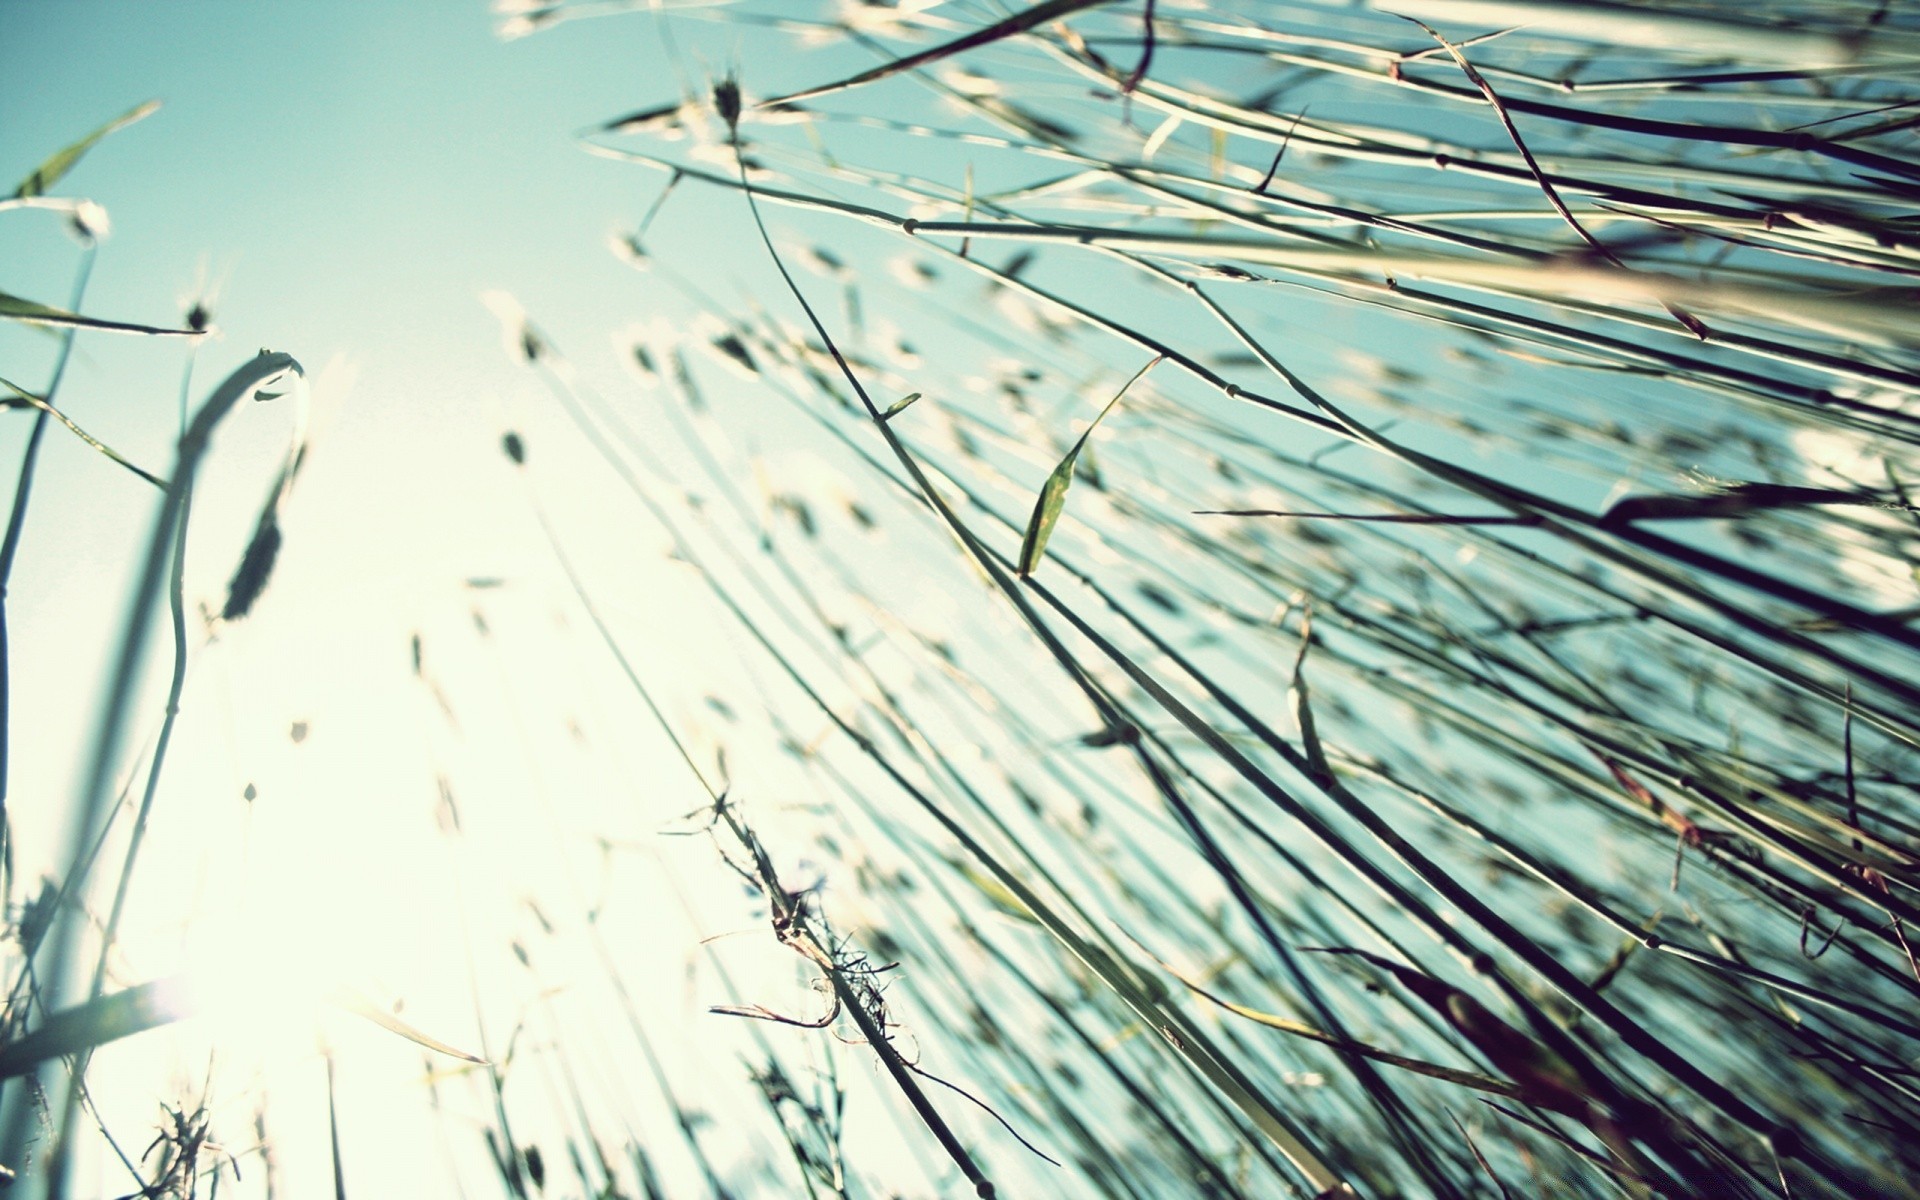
[{"xmin": 484, "ymin": 2, "xmax": 1920, "ymax": 1197}]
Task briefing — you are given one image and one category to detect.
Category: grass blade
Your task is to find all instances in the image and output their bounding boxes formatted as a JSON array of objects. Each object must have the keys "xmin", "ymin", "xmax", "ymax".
[
  {"xmin": 0, "ymin": 976, "xmax": 194, "ymax": 1079},
  {"xmin": 12, "ymin": 99, "xmax": 160, "ymax": 199},
  {"xmin": 0, "ymin": 288, "xmax": 196, "ymax": 337},
  {"xmin": 1016, "ymin": 355, "xmax": 1160, "ymax": 578}
]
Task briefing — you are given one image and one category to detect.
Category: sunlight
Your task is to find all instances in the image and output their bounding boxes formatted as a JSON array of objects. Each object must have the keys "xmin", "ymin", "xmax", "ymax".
[{"xmin": 7, "ymin": 3, "xmax": 1920, "ymax": 1196}]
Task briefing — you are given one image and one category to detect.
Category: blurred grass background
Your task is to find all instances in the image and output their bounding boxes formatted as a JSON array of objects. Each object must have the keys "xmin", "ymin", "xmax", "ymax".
[{"xmin": 4, "ymin": 2, "xmax": 1920, "ymax": 1197}]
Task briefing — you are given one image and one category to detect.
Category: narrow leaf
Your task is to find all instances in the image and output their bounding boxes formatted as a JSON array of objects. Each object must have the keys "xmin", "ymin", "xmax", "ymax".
[
  {"xmin": 0, "ymin": 288, "xmax": 195, "ymax": 337},
  {"xmin": 882, "ymin": 391, "xmax": 922, "ymax": 420},
  {"xmin": 331, "ymin": 987, "xmax": 488, "ymax": 1064},
  {"xmin": 14, "ymin": 99, "xmax": 160, "ymax": 198},
  {"xmin": 0, "ymin": 374, "xmax": 165, "ymax": 487},
  {"xmin": 953, "ymin": 860, "xmax": 1040, "ymax": 925},
  {"xmin": 1017, "ymin": 355, "xmax": 1161, "ymax": 577},
  {"xmin": 1601, "ymin": 483, "xmax": 1908, "ymax": 524},
  {"xmin": 1151, "ymin": 953, "xmax": 1521, "ymax": 1097},
  {"xmin": 1307, "ymin": 947, "xmax": 1597, "ymax": 1117}
]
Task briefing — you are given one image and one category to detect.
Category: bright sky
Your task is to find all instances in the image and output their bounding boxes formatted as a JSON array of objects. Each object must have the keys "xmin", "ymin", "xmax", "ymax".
[
  {"xmin": 1, "ymin": 5, "xmax": 926, "ymax": 1196},
  {"xmin": 3, "ymin": 0, "xmax": 662, "ymax": 819}
]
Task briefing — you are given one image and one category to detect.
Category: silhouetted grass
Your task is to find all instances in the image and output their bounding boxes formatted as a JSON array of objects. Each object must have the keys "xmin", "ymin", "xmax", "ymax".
[
  {"xmin": 494, "ymin": 2, "xmax": 1920, "ymax": 1197},
  {"xmin": 6, "ymin": 4, "xmax": 1920, "ymax": 1198}
]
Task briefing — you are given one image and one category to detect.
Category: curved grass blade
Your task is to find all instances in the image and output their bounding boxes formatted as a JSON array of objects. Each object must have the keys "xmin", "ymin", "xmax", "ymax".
[
  {"xmin": 12, "ymin": 99, "xmax": 160, "ymax": 199},
  {"xmin": 331, "ymin": 987, "xmax": 488, "ymax": 1065},
  {"xmin": 1402, "ymin": 16, "xmax": 1708, "ymax": 338},
  {"xmin": 0, "ymin": 374, "xmax": 165, "ymax": 488},
  {"xmin": 1016, "ymin": 354, "xmax": 1160, "ymax": 578},
  {"xmin": 1145, "ymin": 947, "xmax": 1523, "ymax": 1099},
  {"xmin": 0, "ymin": 976, "xmax": 194, "ymax": 1079},
  {"xmin": 1304, "ymin": 947, "xmax": 1599, "ymax": 1118}
]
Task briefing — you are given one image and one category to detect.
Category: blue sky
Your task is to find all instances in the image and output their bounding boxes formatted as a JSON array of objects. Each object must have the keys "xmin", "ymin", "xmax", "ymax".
[
  {"xmin": 0, "ymin": 2, "xmax": 732, "ymax": 860},
  {"xmin": 0, "ymin": 8, "xmax": 851, "ymax": 1194}
]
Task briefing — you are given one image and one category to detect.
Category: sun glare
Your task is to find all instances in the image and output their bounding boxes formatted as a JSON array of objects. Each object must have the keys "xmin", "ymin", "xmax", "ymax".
[{"xmin": 8, "ymin": 2, "xmax": 1920, "ymax": 1197}]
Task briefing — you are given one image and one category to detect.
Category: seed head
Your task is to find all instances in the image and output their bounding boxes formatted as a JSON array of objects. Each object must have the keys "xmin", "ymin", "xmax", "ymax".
[
  {"xmin": 221, "ymin": 505, "xmax": 283, "ymax": 621},
  {"xmin": 714, "ymin": 77, "xmax": 742, "ymax": 134}
]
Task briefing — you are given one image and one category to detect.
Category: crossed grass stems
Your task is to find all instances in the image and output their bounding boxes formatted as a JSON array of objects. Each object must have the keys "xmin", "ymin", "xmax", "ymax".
[
  {"xmin": 5, "ymin": 0, "xmax": 1920, "ymax": 1197},
  {"xmin": 501, "ymin": 2, "xmax": 1920, "ymax": 1197}
]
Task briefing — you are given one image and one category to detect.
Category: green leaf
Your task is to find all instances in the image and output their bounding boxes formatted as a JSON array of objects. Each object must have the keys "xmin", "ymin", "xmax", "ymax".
[
  {"xmin": 0, "ymin": 976, "xmax": 194, "ymax": 1079},
  {"xmin": 953, "ymin": 859, "xmax": 1039, "ymax": 925},
  {"xmin": 882, "ymin": 391, "xmax": 922, "ymax": 420},
  {"xmin": 0, "ymin": 374, "xmax": 165, "ymax": 487},
  {"xmin": 1016, "ymin": 355, "xmax": 1160, "ymax": 578},
  {"xmin": 1308, "ymin": 946, "xmax": 1599, "ymax": 1117},
  {"xmin": 0, "ymin": 288, "xmax": 195, "ymax": 337},
  {"xmin": 14, "ymin": 99, "xmax": 161, "ymax": 198},
  {"xmin": 1147, "ymin": 949, "xmax": 1521, "ymax": 1097}
]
